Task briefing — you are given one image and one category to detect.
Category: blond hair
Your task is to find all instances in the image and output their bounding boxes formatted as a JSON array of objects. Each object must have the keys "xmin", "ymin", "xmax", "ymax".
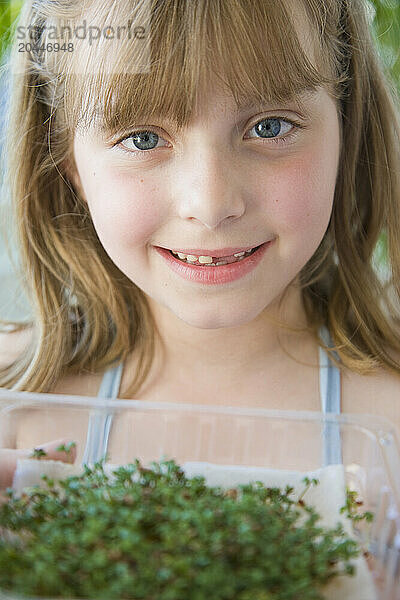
[{"xmin": 1, "ymin": 0, "xmax": 400, "ymax": 396}]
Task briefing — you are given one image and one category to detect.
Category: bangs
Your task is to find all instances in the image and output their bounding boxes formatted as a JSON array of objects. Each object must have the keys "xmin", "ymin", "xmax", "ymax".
[{"xmin": 59, "ymin": 0, "xmax": 348, "ymax": 135}]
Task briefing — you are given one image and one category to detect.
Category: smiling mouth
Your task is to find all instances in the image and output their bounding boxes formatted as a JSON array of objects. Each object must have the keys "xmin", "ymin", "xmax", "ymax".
[{"xmin": 168, "ymin": 245, "xmax": 263, "ymax": 266}]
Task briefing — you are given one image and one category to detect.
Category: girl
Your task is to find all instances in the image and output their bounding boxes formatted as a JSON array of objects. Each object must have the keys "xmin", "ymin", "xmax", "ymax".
[{"xmin": 0, "ymin": 0, "xmax": 400, "ymax": 477}]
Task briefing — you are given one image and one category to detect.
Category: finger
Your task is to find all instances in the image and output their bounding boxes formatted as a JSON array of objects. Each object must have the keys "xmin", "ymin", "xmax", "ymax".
[
  {"xmin": 0, "ymin": 439, "xmax": 77, "ymax": 490},
  {"xmin": 37, "ymin": 438, "xmax": 77, "ymax": 464}
]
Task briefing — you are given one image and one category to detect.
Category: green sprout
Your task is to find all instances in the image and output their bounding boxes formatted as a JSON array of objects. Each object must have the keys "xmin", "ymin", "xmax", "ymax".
[
  {"xmin": 340, "ymin": 488, "xmax": 374, "ymax": 524},
  {"xmin": 28, "ymin": 448, "xmax": 48, "ymax": 460},
  {"xmin": 0, "ymin": 456, "xmax": 368, "ymax": 600},
  {"xmin": 55, "ymin": 441, "xmax": 77, "ymax": 456}
]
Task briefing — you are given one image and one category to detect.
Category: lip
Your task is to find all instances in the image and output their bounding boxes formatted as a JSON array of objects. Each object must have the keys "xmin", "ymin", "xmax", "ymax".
[
  {"xmin": 155, "ymin": 239, "xmax": 274, "ymax": 285},
  {"xmin": 161, "ymin": 245, "xmax": 260, "ymax": 258}
]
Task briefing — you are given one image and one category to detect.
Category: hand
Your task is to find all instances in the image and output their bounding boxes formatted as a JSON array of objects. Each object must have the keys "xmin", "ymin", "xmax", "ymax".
[{"xmin": 0, "ymin": 438, "xmax": 77, "ymax": 491}]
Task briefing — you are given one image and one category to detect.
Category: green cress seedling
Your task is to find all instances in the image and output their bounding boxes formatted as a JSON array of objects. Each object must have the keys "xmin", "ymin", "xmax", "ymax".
[{"xmin": 0, "ymin": 448, "xmax": 372, "ymax": 600}]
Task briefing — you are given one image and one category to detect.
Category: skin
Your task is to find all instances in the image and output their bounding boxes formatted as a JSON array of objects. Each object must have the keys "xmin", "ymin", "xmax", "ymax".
[{"xmin": 71, "ymin": 83, "xmax": 341, "ymax": 395}]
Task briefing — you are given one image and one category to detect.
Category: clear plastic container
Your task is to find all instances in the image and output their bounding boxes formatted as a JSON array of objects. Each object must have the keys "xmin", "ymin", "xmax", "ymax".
[{"xmin": 0, "ymin": 388, "xmax": 399, "ymax": 600}]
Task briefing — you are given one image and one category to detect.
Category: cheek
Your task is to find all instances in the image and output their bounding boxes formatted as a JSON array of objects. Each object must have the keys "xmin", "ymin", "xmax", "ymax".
[
  {"xmin": 260, "ymin": 148, "xmax": 337, "ymax": 236},
  {"xmin": 86, "ymin": 171, "xmax": 165, "ymax": 249}
]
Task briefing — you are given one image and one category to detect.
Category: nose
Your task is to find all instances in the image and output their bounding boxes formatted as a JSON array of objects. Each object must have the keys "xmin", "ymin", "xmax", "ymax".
[{"xmin": 174, "ymin": 145, "xmax": 246, "ymax": 230}]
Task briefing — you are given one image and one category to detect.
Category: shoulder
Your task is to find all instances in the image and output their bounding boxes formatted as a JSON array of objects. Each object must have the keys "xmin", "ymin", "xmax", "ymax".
[
  {"xmin": 0, "ymin": 326, "xmax": 34, "ymax": 369},
  {"xmin": 0, "ymin": 325, "xmax": 103, "ymax": 395},
  {"xmin": 49, "ymin": 371, "xmax": 103, "ymax": 397},
  {"xmin": 342, "ymin": 355, "xmax": 400, "ymax": 441}
]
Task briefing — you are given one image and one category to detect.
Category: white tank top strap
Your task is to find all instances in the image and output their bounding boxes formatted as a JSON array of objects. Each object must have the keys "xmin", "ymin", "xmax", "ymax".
[
  {"xmin": 81, "ymin": 361, "xmax": 123, "ymax": 466},
  {"xmin": 82, "ymin": 328, "xmax": 343, "ymax": 468},
  {"xmin": 97, "ymin": 361, "xmax": 124, "ymax": 399},
  {"xmin": 318, "ymin": 325, "xmax": 343, "ymax": 466}
]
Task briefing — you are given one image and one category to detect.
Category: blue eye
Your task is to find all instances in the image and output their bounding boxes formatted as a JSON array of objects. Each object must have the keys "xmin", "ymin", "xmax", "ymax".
[
  {"xmin": 246, "ymin": 117, "xmax": 296, "ymax": 142},
  {"xmin": 119, "ymin": 130, "xmax": 167, "ymax": 152},
  {"xmin": 114, "ymin": 116, "xmax": 303, "ymax": 157},
  {"xmin": 255, "ymin": 118, "xmax": 288, "ymax": 137}
]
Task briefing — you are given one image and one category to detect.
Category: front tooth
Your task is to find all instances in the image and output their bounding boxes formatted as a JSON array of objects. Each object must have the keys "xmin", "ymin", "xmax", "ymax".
[
  {"xmin": 198, "ymin": 256, "xmax": 213, "ymax": 264},
  {"xmin": 186, "ymin": 255, "xmax": 198, "ymax": 263},
  {"xmin": 233, "ymin": 251, "xmax": 245, "ymax": 257}
]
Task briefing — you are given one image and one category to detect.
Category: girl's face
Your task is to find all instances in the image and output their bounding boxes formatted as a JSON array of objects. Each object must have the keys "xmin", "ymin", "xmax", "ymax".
[{"xmin": 72, "ymin": 83, "xmax": 340, "ymax": 329}]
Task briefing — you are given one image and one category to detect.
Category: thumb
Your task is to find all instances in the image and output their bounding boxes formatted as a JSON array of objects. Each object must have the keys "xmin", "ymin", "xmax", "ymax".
[
  {"xmin": 0, "ymin": 439, "xmax": 77, "ymax": 491},
  {"xmin": 33, "ymin": 438, "xmax": 77, "ymax": 464}
]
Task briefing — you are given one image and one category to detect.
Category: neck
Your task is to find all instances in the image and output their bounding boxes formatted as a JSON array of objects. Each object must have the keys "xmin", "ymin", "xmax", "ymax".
[{"xmin": 146, "ymin": 283, "xmax": 312, "ymax": 387}]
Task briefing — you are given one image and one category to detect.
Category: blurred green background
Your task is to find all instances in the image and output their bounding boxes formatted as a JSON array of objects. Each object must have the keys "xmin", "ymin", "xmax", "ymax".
[
  {"xmin": 0, "ymin": 0, "xmax": 22, "ymax": 60},
  {"xmin": 370, "ymin": 0, "xmax": 400, "ymax": 90},
  {"xmin": 0, "ymin": 0, "xmax": 398, "ymax": 319}
]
